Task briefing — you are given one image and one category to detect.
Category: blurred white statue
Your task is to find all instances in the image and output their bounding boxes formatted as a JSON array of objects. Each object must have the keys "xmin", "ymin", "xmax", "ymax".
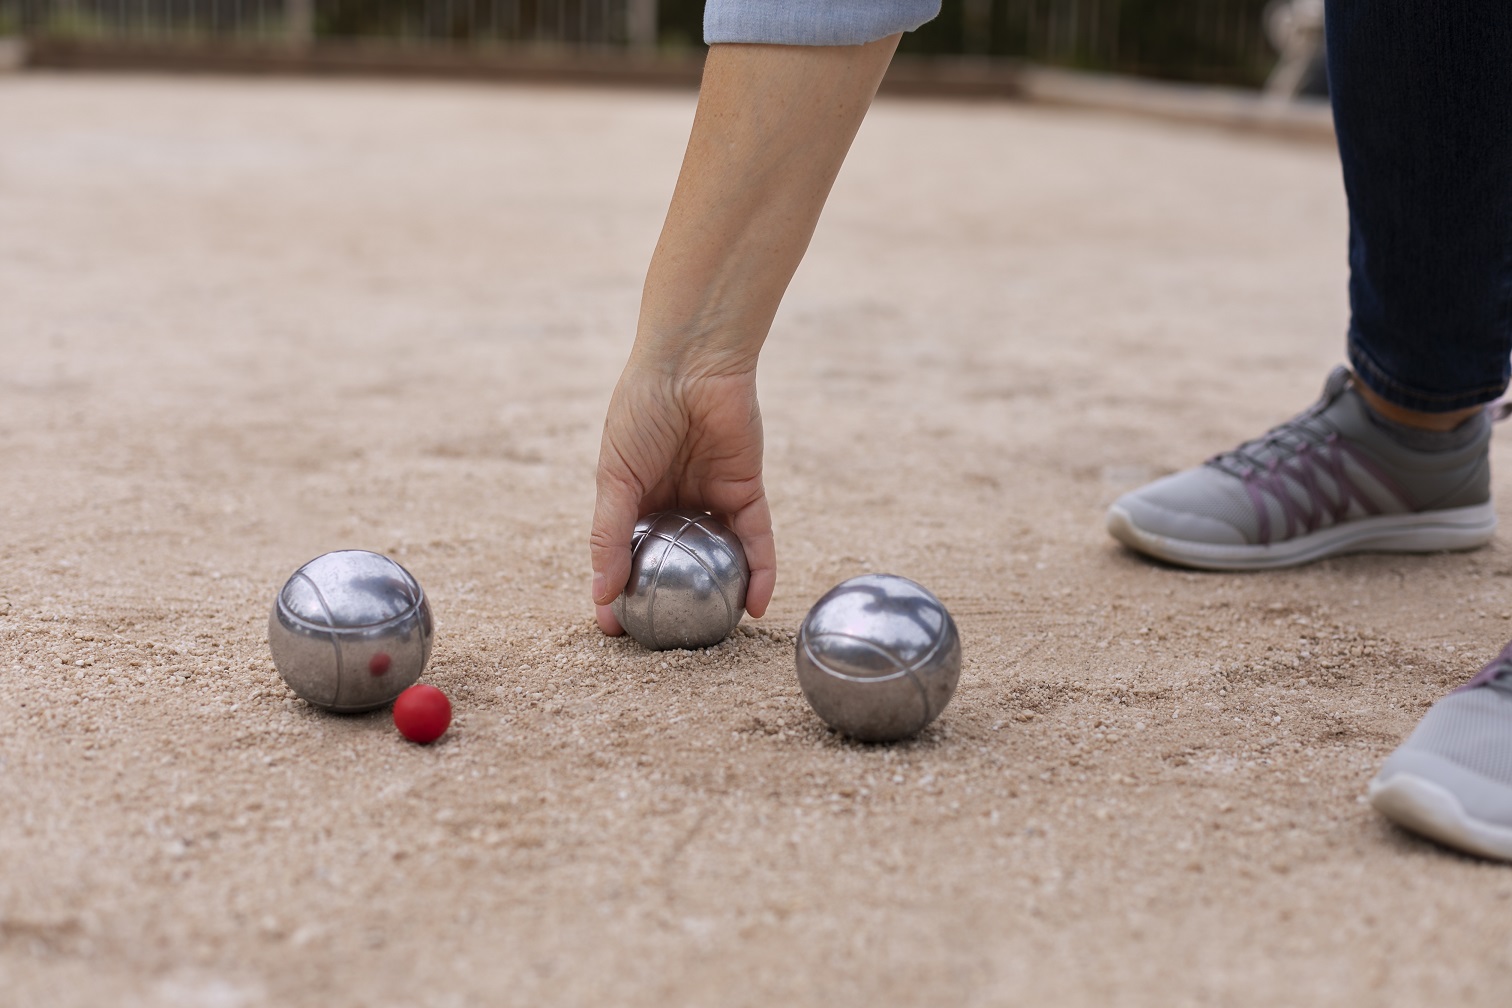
[{"xmin": 1264, "ymin": 0, "xmax": 1327, "ymax": 99}]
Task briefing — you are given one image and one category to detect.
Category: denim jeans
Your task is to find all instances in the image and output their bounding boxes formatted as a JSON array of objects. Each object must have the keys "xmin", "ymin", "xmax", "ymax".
[{"xmin": 1329, "ymin": 1, "xmax": 1512, "ymax": 411}]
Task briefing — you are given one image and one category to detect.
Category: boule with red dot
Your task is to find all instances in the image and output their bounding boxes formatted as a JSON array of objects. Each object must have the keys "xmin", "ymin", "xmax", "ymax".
[{"xmin": 268, "ymin": 550, "xmax": 434, "ymax": 712}]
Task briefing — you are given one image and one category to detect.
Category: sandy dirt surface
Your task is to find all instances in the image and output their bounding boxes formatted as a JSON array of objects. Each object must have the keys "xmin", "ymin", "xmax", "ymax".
[{"xmin": 2, "ymin": 73, "xmax": 1510, "ymax": 1008}]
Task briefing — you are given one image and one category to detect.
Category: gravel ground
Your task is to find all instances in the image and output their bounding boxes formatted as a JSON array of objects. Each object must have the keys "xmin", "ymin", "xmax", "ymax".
[{"xmin": 1, "ymin": 72, "xmax": 1509, "ymax": 1008}]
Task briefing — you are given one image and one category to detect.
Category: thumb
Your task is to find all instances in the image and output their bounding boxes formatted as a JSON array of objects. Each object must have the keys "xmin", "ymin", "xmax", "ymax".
[{"xmin": 590, "ymin": 467, "xmax": 641, "ymax": 609}]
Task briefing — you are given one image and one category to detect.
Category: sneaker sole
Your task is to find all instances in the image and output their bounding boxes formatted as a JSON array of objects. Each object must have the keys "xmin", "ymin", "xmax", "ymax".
[
  {"xmin": 1368, "ymin": 773, "xmax": 1512, "ymax": 862},
  {"xmin": 1106, "ymin": 502, "xmax": 1495, "ymax": 571}
]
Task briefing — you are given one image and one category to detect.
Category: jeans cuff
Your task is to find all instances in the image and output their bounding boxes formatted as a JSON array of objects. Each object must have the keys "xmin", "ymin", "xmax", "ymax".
[{"xmin": 1347, "ymin": 339, "xmax": 1509, "ymax": 412}]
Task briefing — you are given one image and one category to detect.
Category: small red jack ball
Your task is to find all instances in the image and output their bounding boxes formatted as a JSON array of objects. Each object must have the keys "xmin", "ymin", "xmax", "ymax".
[{"xmin": 393, "ymin": 684, "xmax": 451, "ymax": 744}]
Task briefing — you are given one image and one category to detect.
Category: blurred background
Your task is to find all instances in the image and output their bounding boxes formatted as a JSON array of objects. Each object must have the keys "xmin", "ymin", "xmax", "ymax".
[{"xmin": 0, "ymin": 0, "xmax": 1328, "ymax": 97}]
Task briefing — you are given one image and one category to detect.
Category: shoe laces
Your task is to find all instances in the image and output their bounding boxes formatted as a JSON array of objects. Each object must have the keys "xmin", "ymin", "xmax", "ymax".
[
  {"xmin": 1204, "ymin": 375, "xmax": 1410, "ymax": 545},
  {"xmin": 1208, "ymin": 368, "xmax": 1355, "ymax": 479},
  {"xmin": 1208, "ymin": 413, "xmax": 1338, "ymax": 478},
  {"xmin": 1460, "ymin": 642, "xmax": 1512, "ymax": 695}
]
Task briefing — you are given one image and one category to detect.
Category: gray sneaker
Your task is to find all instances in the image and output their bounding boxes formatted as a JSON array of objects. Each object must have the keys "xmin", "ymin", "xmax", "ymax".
[
  {"xmin": 1106, "ymin": 367, "xmax": 1496, "ymax": 570},
  {"xmin": 1369, "ymin": 646, "xmax": 1512, "ymax": 861}
]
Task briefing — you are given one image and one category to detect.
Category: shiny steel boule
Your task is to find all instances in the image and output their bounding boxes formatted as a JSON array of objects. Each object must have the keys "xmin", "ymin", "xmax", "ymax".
[
  {"xmin": 612, "ymin": 510, "xmax": 749, "ymax": 650},
  {"xmin": 268, "ymin": 550, "xmax": 434, "ymax": 712},
  {"xmin": 795, "ymin": 574, "xmax": 961, "ymax": 742}
]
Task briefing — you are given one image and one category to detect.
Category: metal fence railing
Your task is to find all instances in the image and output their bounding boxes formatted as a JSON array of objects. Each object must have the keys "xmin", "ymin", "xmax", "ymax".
[
  {"xmin": 0, "ymin": 1, "xmax": 1303, "ymax": 89},
  {"xmin": 902, "ymin": 0, "xmax": 1277, "ymax": 86},
  {"xmin": 3, "ymin": 1, "xmax": 292, "ymax": 42},
  {"xmin": 0, "ymin": 1, "xmax": 658, "ymax": 48}
]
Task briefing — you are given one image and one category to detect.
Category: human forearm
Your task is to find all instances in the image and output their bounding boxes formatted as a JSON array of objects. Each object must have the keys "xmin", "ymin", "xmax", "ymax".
[
  {"xmin": 589, "ymin": 37, "xmax": 897, "ymax": 622},
  {"xmin": 632, "ymin": 37, "xmax": 900, "ymax": 375}
]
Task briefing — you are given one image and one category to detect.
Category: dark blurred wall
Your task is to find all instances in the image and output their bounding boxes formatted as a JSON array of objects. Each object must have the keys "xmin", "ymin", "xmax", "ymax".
[{"xmin": 2, "ymin": 0, "xmax": 1279, "ymax": 87}]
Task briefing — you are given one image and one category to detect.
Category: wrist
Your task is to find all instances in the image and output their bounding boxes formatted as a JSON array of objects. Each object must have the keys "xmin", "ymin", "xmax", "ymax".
[{"xmin": 628, "ymin": 318, "xmax": 764, "ymax": 379}]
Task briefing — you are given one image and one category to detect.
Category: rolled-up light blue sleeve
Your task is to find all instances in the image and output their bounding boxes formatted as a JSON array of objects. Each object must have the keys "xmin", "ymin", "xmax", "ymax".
[{"xmin": 704, "ymin": 0, "xmax": 942, "ymax": 45}]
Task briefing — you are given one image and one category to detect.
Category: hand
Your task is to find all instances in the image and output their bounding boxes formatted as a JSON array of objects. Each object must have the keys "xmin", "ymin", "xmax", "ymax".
[{"xmin": 589, "ymin": 362, "xmax": 776, "ymax": 635}]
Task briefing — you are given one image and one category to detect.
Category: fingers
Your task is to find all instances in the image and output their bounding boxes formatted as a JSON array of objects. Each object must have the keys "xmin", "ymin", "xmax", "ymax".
[
  {"xmin": 595, "ymin": 604, "xmax": 624, "ymax": 637},
  {"xmin": 728, "ymin": 496, "xmax": 776, "ymax": 619},
  {"xmin": 745, "ymin": 565, "xmax": 776, "ymax": 621},
  {"xmin": 590, "ymin": 453, "xmax": 643, "ymax": 612}
]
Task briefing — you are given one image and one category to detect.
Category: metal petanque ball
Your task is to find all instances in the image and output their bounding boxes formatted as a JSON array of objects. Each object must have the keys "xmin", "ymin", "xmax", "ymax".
[
  {"xmin": 611, "ymin": 510, "xmax": 749, "ymax": 651},
  {"xmin": 795, "ymin": 574, "xmax": 962, "ymax": 743},
  {"xmin": 268, "ymin": 550, "xmax": 434, "ymax": 713}
]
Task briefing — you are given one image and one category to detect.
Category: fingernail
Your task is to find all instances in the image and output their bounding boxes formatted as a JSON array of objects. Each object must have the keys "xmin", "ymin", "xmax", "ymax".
[{"xmin": 592, "ymin": 574, "xmax": 606, "ymax": 602}]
